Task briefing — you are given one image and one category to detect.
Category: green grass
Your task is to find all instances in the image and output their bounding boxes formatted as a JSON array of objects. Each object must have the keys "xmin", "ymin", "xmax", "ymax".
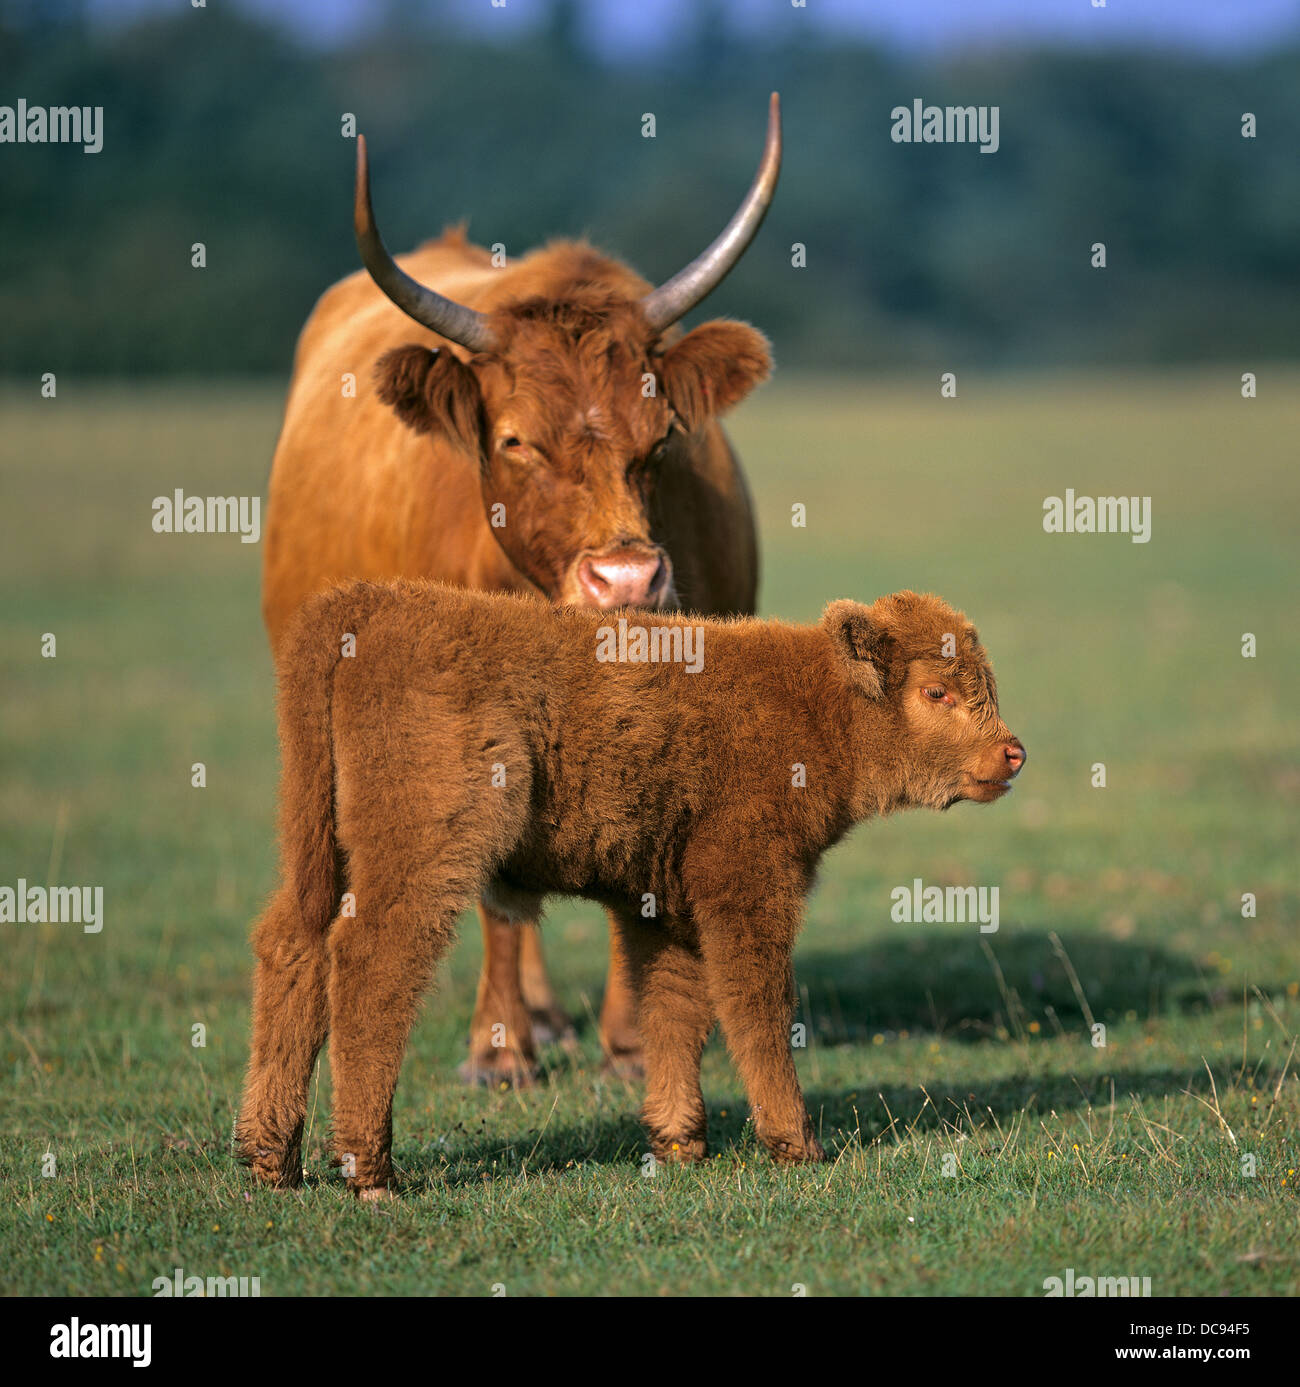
[{"xmin": 2, "ymin": 370, "xmax": 1298, "ymax": 1296}]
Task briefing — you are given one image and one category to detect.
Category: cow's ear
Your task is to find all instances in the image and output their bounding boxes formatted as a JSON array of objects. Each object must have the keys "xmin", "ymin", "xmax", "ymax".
[
  {"xmin": 822, "ymin": 599, "xmax": 887, "ymax": 699},
  {"xmin": 659, "ymin": 320, "xmax": 771, "ymax": 430},
  {"xmin": 375, "ymin": 344, "xmax": 484, "ymax": 455}
]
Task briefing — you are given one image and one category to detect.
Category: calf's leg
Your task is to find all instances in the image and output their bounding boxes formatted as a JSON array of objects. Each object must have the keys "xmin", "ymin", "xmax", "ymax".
[
  {"xmin": 237, "ymin": 885, "xmax": 331, "ymax": 1188},
  {"xmin": 327, "ymin": 875, "xmax": 465, "ymax": 1199},
  {"xmin": 613, "ymin": 912, "xmax": 713, "ymax": 1162},
  {"xmin": 694, "ymin": 900, "xmax": 824, "ymax": 1164}
]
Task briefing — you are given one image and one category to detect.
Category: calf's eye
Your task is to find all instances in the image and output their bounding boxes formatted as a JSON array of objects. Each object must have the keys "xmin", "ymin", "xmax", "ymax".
[{"xmin": 924, "ymin": 687, "xmax": 948, "ymax": 702}]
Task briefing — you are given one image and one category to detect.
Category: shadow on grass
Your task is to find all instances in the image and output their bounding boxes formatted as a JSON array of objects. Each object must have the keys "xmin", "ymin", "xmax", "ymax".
[
  {"xmin": 794, "ymin": 928, "xmax": 1225, "ymax": 1042},
  {"xmin": 800, "ymin": 1066, "xmax": 1207, "ymax": 1145},
  {"xmin": 390, "ymin": 1062, "xmax": 1217, "ymax": 1189},
  {"xmin": 432, "ymin": 927, "xmax": 1224, "ymax": 1074}
]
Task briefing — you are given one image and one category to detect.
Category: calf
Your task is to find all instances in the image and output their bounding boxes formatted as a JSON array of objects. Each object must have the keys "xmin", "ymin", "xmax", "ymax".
[{"xmin": 237, "ymin": 582, "xmax": 1025, "ymax": 1197}]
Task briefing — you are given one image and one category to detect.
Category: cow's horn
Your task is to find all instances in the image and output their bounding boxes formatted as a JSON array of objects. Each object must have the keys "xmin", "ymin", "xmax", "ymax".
[
  {"xmin": 354, "ymin": 134, "xmax": 497, "ymax": 354},
  {"xmin": 640, "ymin": 92, "xmax": 782, "ymax": 333}
]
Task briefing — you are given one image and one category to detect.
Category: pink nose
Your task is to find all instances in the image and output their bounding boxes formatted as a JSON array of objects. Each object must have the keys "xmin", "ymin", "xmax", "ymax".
[
  {"xmin": 1004, "ymin": 740, "xmax": 1026, "ymax": 774},
  {"xmin": 576, "ymin": 550, "xmax": 670, "ymax": 608}
]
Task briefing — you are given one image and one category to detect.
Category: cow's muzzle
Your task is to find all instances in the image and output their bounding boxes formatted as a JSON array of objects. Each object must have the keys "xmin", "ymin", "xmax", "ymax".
[{"xmin": 566, "ymin": 543, "xmax": 674, "ymax": 609}]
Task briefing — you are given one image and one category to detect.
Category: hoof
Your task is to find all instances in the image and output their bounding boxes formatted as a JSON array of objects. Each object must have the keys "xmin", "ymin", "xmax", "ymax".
[
  {"xmin": 651, "ymin": 1135, "xmax": 708, "ymax": 1164},
  {"xmin": 458, "ymin": 1051, "xmax": 539, "ymax": 1088},
  {"xmin": 235, "ymin": 1129, "xmax": 303, "ymax": 1189},
  {"xmin": 528, "ymin": 1005, "xmax": 579, "ymax": 1050},
  {"xmin": 357, "ymin": 1184, "xmax": 396, "ymax": 1203},
  {"xmin": 766, "ymin": 1134, "xmax": 827, "ymax": 1164}
]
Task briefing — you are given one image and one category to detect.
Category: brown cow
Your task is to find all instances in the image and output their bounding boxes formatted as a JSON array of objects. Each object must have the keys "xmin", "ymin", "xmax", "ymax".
[
  {"xmin": 261, "ymin": 97, "xmax": 781, "ymax": 1084},
  {"xmin": 237, "ymin": 582, "xmax": 1025, "ymax": 1198}
]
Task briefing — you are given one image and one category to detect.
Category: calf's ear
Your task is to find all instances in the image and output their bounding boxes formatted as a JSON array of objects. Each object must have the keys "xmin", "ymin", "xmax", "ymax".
[
  {"xmin": 660, "ymin": 320, "xmax": 771, "ymax": 431},
  {"xmin": 822, "ymin": 599, "xmax": 888, "ymax": 699},
  {"xmin": 375, "ymin": 344, "xmax": 484, "ymax": 456}
]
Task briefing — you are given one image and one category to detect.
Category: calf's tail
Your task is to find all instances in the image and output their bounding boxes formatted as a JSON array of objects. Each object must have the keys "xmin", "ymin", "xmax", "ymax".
[{"xmin": 274, "ymin": 581, "xmax": 387, "ymax": 932}]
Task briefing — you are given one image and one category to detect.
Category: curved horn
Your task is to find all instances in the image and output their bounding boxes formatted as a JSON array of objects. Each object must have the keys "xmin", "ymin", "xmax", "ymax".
[
  {"xmin": 640, "ymin": 92, "xmax": 782, "ymax": 333},
  {"xmin": 354, "ymin": 134, "xmax": 497, "ymax": 354}
]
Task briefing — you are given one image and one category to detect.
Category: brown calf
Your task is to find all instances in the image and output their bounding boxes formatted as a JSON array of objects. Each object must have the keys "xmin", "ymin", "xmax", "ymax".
[{"xmin": 237, "ymin": 582, "xmax": 1025, "ymax": 1197}]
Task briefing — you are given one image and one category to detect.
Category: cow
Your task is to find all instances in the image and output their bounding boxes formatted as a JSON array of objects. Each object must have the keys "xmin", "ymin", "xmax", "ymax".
[
  {"xmin": 237, "ymin": 582, "xmax": 1026, "ymax": 1198},
  {"xmin": 260, "ymin": 96, "xmax": 782, "ymax": 1085}
]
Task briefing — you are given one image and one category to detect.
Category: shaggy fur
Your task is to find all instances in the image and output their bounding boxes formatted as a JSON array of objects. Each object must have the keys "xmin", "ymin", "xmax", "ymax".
[
  {"xmin": 237, "ymin": 582, "xmax": 1025, "ymax": 1197},
  {"xmin": 261, "ymin": 229, "xmax": 769, "ymax": 1083}
]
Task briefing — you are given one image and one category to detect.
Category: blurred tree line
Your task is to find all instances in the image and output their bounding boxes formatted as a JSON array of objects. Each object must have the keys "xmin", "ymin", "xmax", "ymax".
[{"xmin": 0, "ymin": 0, "xmax": 1296, "ymax": 376}]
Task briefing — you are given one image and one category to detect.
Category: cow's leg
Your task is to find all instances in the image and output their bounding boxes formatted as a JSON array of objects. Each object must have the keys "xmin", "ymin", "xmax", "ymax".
[
  {"xmin": 237, "ymin": 885, "xmax": 331, "ymax": 1188},
  {"xmin": 459, "ymin": 902, "xmax": 542, "ymax": 1087},
  {"xmin": 612, "ymin": 911, "xmax": 713, "ymax": 1162},
  {"xmin": 693, "ymin": 893, "xmax": 824, "ymax": 1164},
  {"xmin": 519, "ymin": 922, "xmax": 578, "ymax": 1047},
  {"xmin": 327, "ymin": 863, "xmax": 467, "ymax": 1199},
  {"xmin": 599, "ymin": 918, "xmax": 646, "ymax": 1077}
]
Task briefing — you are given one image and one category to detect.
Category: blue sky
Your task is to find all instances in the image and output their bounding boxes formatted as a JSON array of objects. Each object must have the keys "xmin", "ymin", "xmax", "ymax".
[{"xmin": 85, "ymin": 0, "xmax": 1300, "ymax": 56}]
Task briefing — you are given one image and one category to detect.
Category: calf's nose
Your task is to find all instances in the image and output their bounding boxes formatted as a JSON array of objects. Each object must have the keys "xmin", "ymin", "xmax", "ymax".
[
  {"xmin": 576, "ymin": 550, "xmax": 670, "ymax": 608},
  {"xmin": 1004, "ymin": 739, "xmax": 1026, "ymax": 775}
]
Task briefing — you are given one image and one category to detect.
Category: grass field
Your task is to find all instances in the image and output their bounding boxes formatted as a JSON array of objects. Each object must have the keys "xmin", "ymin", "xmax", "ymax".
[{"xmin": 2, "ymin": 370, "xmax": 1297, "ymax": 1296}]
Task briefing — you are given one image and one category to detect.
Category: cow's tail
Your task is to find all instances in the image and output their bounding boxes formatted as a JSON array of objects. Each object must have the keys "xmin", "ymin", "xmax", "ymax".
[{"xmin": 274, "ymin": 581, "xmax": 387, "ymax": 933}]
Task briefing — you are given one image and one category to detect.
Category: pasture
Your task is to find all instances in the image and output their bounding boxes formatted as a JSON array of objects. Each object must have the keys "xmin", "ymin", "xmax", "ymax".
[{"xmin": 2, "ymin": 370, "xmax": 1297, "ymax": 1296}]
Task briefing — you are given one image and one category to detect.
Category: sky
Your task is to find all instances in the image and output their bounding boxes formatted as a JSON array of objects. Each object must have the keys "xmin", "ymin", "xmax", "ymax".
[{"xmin": 82, "ymin": 0, "xmax": 1300, "ymax": 57}]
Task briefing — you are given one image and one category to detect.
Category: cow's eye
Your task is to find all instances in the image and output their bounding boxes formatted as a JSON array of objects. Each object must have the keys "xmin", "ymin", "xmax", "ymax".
[
  {"xmin": 924, "ymin": 686, "xmax": 950, "ymax": 703},
  {"xmin": 646, "ymin": 418, "xmax": 682, "ymax": 461},
  {"xmin": 500, "ymin": 436, "xmax": 523, "ymax": 451}
]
